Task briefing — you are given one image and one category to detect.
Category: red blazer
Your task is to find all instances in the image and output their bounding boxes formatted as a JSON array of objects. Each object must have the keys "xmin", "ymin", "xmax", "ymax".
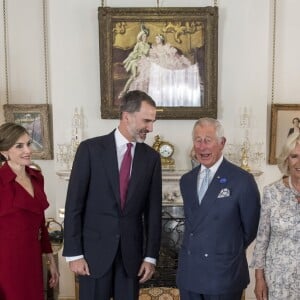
[{"xmin": 0, "ymin": 163, "xmax": 52, "ymax": 300}]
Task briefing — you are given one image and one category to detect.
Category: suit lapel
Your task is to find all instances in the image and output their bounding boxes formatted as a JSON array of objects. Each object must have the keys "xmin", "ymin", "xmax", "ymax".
[
  {"xmin": 189, "ymin": 166, "xmax": 202, "ymax": 211},
  {"xmin": 102, "ymin": 136, "xmax": 147, "ymax": 212},
  {"xmin": 191, "ymin": 160, "xmax": 230, "ymax": 228},
  {"xmin": 102, "ymin": 132, "xmax": 121, "ymax": 208}
]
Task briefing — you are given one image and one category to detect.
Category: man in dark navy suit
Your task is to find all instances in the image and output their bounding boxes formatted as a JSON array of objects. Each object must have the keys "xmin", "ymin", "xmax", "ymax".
[
  {"xmin": 63, "ymin": 90, "xmax": 162, "ymax": 300},
  {"xmin": 177, "ymin": 118, "xmax": 261, "ymax": 300}
]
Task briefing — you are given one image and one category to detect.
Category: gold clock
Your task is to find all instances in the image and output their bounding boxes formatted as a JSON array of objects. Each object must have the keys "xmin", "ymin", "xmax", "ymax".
[{"xmin": 152, "ymin": 135, "xmax": 175, "ymax": 170}]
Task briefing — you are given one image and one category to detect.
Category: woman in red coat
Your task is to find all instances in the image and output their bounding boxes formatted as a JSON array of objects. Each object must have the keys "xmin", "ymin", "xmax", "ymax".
[{"xmin": 0, "ymin": 122, "xmax": 59, "ymax": 300}]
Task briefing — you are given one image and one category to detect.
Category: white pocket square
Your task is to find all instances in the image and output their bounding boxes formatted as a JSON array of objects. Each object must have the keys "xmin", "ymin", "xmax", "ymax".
[{"xmin": 217, "ymin": 188, "xmax": 230, "ymax": 198}]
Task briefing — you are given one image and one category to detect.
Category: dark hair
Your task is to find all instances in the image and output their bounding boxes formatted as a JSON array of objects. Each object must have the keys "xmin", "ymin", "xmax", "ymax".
[
  {"xmin": 156, "ymin": 34, "xmax": 165, "ymax": 44},
  {"xmin": 292, "ymin": 117, "xmax": 300, "ymax": 123},
  {"xmin": 0, "ymin": 122, "xmax": 29, "ymax": 162},
  {"xmin": 119, "ymin": 90, "xmax": 156, "ymax": 119}
]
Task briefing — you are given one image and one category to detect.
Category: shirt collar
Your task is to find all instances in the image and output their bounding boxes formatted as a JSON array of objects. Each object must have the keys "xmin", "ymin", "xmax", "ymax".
[
  {"xmin": 115, "ymin": 127, "xmax": 136, "ymax": 148},
  {"xmin": 200, "ymin": 155, "xmax": 224, "ymax": 174}
]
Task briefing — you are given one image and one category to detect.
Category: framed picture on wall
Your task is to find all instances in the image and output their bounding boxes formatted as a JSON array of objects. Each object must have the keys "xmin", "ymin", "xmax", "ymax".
[
  {"xmin": 269, "ymin": 103, "xmax": 300, "ymax": 164},
  {"xmin": 4, "ymin": 104, "xmax": 53, "ymax": 160},
  {"xmin": 98, "ymin": 6, "xmax": 218, "ymax": 119}
]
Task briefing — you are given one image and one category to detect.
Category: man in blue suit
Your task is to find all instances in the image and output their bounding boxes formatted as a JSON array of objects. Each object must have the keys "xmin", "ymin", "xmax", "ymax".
[
  {"xmin": 177, "ymin": 118, "xmax": 261, "ymax": 300},
  {"xmin": 63, "ymin": 90, "xmax": 162, "ymax": 300}
]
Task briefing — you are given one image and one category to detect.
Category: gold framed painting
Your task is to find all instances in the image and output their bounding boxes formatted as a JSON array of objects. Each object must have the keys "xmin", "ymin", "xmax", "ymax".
[
  {"xmin": 269, "ymin": 103, "xmax": 300, "ymax": 164},
  {"xmin": 4, "ymin": 104, "xmax": 53, "ymax": 160},
  {"xmin": 98, "ymin": 6, "xmax": 218, "ymax": 119}
]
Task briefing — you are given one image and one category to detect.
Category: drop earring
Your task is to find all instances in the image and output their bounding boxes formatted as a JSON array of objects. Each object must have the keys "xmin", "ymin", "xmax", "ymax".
[
  {"xmin": 2, "ymin": 153, "xmax": 10, "ymax": 161},
  {"xmin": 0, "ymin": 152, "xmax": 7, "ymax": 161}
]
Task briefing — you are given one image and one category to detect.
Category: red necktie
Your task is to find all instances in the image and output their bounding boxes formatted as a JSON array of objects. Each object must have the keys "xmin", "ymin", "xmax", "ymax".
[{"xmin": 119, "ymin": 143, "xmax": 132, "ymax": 210}]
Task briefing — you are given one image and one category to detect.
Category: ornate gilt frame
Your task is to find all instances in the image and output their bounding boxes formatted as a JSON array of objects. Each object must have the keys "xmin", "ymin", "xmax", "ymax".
[
  {"xmin": 98, "ymin": 7, "xmax": 218, "ymax": 119},
  {"xmin": 269, "ymin": 103, "xmax": 300, "ymax": 164},
  {"xmin": 4, "ymin": 104, "xmax": 53, "ymax": 160}
]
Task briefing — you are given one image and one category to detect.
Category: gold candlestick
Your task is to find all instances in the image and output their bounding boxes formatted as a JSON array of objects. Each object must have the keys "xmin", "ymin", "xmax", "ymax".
[{"xmin": 240, "ymin": 145, "xmax": 251, "ymax": 172}]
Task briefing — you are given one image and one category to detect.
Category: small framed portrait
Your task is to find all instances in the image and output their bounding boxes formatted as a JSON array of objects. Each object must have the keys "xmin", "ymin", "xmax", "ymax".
[
  {"xmin": 4, "ymin": 104, "xmax": 53, "ymax": 160},
  {"xmin": 269, "ymin": 104, "xmax": 300, "ymax": 164},
  {"xmin": 98, "ymin": 6, "xmax": 218, "ymax": 119}
]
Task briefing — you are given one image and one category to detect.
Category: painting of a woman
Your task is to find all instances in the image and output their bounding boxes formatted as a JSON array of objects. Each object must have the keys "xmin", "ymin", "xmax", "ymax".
[
  {"xmin": 287, "ymin": 117, "xmax": 300, "ymax": 137},
  {"xmin": 118, "ymin": 25, "xmax": 150, "ymax": 98},
  {"xmin": 99, "ymin": 7, "xmax": 218, "ymax": 119},
  {"xmin": 128, "ymin": 34, "xmax": 202, "ymax": 106}
]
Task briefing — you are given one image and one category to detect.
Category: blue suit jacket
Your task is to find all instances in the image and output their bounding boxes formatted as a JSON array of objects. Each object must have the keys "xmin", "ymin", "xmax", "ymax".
[
  {"xmin": 63, "ymin": 130, "xmax": 162, "ymax": 278},
  {"xmin": 176, "ymin": 159, "xmax": 260, "ymax": 295}
]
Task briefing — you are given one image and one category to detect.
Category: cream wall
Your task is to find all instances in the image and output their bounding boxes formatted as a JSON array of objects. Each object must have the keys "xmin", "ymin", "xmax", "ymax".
[{"xmin": 1, "ymin": 0, "xmax": 300, "ymax": 299}]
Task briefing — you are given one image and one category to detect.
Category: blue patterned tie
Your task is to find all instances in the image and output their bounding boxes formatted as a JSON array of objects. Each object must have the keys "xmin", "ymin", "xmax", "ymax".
[{"xmin": 198, "ymin": 168, "xmax": 210, "ymax": 204}]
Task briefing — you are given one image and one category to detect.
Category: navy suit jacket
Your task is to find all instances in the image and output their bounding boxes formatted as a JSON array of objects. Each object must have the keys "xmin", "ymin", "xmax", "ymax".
[
  {"xmin": 63, "ymin": 130, "xmax": 162, "ymax": 278},
  {"xmin": 176, "ymin": 159, "xmax": 260, "ymax": 295}
]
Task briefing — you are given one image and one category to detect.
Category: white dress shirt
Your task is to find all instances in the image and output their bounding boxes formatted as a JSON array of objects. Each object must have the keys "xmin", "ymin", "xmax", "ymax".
[{"xmin": 198, "ymin": 155, "xmax": 224, "ymax": 188}]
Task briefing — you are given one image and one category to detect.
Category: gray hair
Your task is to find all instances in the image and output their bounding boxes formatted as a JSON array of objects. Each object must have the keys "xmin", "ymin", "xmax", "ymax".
[
  {"xmin": 277, "ymin": 133, "xmax": 300, "ymax": 175},
  {"xmin": 119, "ymin": 90, "xmax": 156, "ymax": 119},
  {"xmin": 192, "ymin": 117, "xmax": 225, "ymax": 141}
]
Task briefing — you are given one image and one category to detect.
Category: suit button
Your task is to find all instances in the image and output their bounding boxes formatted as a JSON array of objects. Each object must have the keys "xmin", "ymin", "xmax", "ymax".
[
  {"xmin": 190, "ymin": 233, "xmax": 194, "ymax": 237},
  {"xmin": 187, "ymin": 250, "xmax": 191, "ymax": 255},
  {"xmin": 204, "ymin": 253, "xmax": 208, "ymax": 257},
  {"xmin": 115, "ymin": 234, "xmax": 120, "ymax": 239}
]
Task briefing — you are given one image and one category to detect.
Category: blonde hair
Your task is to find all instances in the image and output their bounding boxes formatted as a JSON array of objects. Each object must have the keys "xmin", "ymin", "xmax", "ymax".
[{"xmin": 277, "ymin": 133, "xmax": 300, "ymax": 175}]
